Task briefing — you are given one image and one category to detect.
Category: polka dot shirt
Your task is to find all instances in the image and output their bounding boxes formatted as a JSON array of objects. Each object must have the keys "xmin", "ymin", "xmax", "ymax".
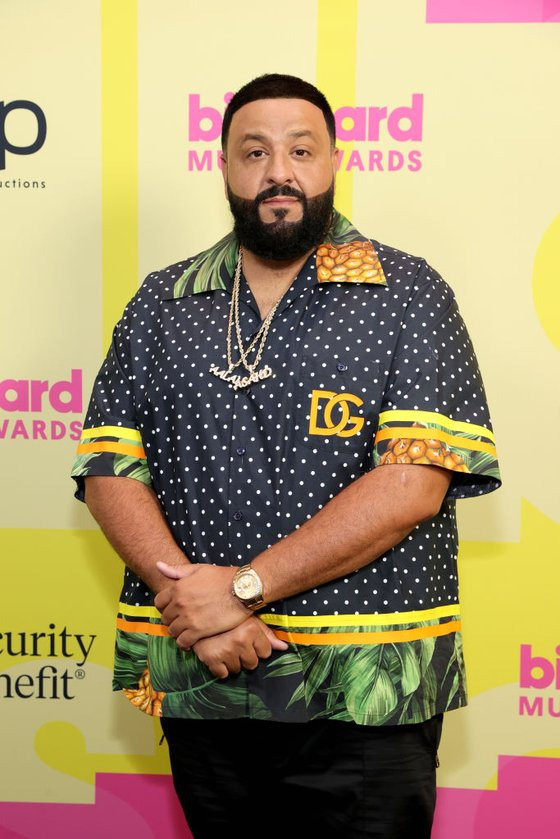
[{"xmin": 72, "ymin": 215, "xmax": 501, "ymax": 725}]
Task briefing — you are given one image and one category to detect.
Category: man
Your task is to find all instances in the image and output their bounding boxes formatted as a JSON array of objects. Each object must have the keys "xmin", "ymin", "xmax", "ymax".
[{"xmin": 72, "ymin": 74, "xmax": 500, "ymax": 838}]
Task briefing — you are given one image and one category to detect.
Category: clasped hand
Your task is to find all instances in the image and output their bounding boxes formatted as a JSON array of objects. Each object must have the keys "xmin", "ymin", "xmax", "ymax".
[{"xmin": 154, "ymin": 562, "xmax": 288, "ymax": 678}]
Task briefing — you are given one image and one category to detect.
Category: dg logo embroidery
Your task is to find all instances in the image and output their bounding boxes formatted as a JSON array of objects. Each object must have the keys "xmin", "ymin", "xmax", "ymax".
[{"xmin": 308, "ymin": 389, "xmax": 365, "ymax": 438}]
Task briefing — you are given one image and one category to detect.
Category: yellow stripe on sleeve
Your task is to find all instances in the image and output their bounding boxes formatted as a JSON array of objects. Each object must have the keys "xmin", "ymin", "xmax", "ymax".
[
  {"xmin": 377, "ymin": 410, "xmax": 495, "ymax": 444},
  {"xmin": 374, "ymin": 426, "xmax": 497, "ymax": 457},
  {"xmin": 118, "ymin": 602, "xmax": 160, "ymax": 619},
  {"xmin": 80, "ymin": 425, "xmax": 143, "ymax": 442},
  {"xmin": 259, "ymin": 603, "xmax": 460, "ymax": 629}
]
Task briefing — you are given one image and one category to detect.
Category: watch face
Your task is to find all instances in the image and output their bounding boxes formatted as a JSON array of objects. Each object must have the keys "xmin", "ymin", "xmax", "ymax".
[{"xmin": 235, "ymin": 570, "xmax": 261, "ymax": 600}]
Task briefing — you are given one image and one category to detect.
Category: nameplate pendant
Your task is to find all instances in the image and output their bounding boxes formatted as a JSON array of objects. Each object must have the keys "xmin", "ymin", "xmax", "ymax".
[{"xmin": 209, "ymin": 363, "xmax": 273, "ymax": 391}]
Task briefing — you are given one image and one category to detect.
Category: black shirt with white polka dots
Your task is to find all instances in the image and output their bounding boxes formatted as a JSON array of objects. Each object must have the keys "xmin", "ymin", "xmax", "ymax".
[{"xmin": 73, "ymin": 211, "xmax": 500, "ymax": 724}]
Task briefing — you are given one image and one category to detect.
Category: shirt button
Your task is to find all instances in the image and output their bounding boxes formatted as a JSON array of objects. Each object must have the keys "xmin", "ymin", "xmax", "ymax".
[
  {"xmin": 337, "ymin": 362, "xmax": 348, "ymax": 372},
  {"xmin": 236, "ymin": 446, "xmax": 246, "ymax": 456},
  {"xmin": 233, "ymin": 511, "xmax": 244, "ymax": 521}
]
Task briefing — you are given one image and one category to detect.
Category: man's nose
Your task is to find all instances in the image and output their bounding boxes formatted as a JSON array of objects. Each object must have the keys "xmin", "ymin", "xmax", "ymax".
[{"xmin": 265, "ymin": 150, "xmax": 294, "ymax": 184}]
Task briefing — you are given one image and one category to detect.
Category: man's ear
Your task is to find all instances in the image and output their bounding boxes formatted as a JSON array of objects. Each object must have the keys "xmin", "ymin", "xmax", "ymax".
[
  {"xmin": 332, "ymin": 145, "xmax": 340, "ymax": 174},
  {"xmin": 220, "ymin": 154, "xmax": 228, "ymax": 196}
]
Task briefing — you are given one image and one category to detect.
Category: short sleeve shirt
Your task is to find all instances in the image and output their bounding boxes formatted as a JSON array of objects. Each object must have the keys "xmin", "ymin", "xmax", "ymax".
[{"xmin": 72, "ymin": 210, "xmax": 500, "ymax": 725}]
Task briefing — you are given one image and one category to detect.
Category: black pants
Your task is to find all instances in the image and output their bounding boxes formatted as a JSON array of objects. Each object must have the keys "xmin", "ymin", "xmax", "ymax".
[{"xmin": 161, "ymin": 715, "xmax": 443, "ymax": 839}]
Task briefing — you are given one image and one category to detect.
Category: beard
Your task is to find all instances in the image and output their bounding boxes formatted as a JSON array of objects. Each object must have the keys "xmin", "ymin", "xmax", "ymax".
[{"xmin": 226, "ymin": 181, "xmax": 334, "ymax": 261}]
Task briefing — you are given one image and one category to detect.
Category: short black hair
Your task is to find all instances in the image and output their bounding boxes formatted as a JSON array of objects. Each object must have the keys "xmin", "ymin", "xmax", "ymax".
[{"xmin": 221, "ymin": 73, "xmax": 336, "ymax": 150}]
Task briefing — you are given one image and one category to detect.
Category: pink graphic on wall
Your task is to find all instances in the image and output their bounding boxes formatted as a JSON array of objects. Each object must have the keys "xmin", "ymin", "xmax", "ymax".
[
  {"xmin": 0, "ymin": 756, "xmax": 558, "ymax": 837},
  {"xmin": 433, "ymin": 755, "xmax": 560, "ymax": 839},
  {"xmin": 426, "ymin": 0, "xmax": 560, "ymax": 22},
  {"xmin": 0, "ymin": 774, "xmax": 189, "ymax": 839}
]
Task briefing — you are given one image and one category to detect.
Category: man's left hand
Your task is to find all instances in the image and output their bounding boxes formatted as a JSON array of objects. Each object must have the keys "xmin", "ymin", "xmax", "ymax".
[{"xmin": 154, "ymin": 561, "xmax": 251, "ymax": 648}]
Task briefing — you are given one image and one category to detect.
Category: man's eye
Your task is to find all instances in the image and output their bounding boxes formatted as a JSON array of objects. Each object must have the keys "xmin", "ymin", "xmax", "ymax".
[
  {"xmin": 294, "ymin": 149, "xmax": 310, "ymax": 157},
  {"xmin": 248, "ymin": 150, "xmax": 266, "ymax": 158}
]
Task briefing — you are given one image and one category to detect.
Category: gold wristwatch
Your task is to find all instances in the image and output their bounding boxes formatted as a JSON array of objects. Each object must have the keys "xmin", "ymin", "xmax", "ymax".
[{"xmin": 232, "ymin": 564, "xmax": 265, "ymax": 611}]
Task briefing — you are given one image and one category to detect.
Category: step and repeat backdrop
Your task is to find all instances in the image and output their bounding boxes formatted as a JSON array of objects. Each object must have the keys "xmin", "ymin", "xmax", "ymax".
[{"xmin": 1, "ymin": 1, "xmax": 559, "ymax": 836}]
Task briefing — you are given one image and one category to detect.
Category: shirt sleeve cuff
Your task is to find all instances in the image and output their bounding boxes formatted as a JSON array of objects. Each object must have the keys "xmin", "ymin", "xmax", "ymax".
[
  {"xmin": 373, "ymin": 411, "xmax": 501, "ymax": 500},
  {"xmin": 70, "ymin": 425, "xmax": 152, "ymax": 501}
]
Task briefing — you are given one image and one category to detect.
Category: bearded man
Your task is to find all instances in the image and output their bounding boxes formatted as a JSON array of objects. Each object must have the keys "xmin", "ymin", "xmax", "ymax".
[{"xmin": 72, "ymin": 74, "xmax": 501, "ymax": 838}]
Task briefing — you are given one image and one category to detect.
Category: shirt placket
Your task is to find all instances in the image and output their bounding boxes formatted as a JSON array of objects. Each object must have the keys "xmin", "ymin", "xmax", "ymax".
[{"xmin": 226, "ymin": 281, "xmax": 264, "ymax": 566}]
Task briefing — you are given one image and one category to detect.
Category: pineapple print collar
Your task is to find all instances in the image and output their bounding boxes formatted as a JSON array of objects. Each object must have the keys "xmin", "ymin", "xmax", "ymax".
[{"xmin": 172, "ymin": 209, "xmax": 387, "ymax": 299}]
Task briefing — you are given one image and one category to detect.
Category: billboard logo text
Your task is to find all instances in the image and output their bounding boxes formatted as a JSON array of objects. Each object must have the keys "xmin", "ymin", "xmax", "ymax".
[
  {"xmin": 188, "ymin": 93, "xmax": 423, "ymax": 143},
  {"xmin": 0, "ymin": 369, "xmax": 82, "ymax": 413},
  {"xmin": 518, "ymin": 644, "xmax": 560, "ymax": 719},
  {"xmin": 0, "ymin": 370, "xmax": 83, "ymax": 441},
  {"xmin": 187, "ymin": 93, "xmax": 424, "ymax": 173}
]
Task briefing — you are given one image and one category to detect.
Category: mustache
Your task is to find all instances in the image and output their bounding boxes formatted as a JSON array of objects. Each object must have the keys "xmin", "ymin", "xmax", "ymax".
[{"xmin": 255, "ymin": 185, "xmax": 306, "ymax": 205}]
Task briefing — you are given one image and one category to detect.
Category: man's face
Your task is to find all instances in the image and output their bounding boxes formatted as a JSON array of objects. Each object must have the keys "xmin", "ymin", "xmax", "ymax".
[{"xmin": 222, "ymin": 98, "xmax": 339, "ymax": 260}]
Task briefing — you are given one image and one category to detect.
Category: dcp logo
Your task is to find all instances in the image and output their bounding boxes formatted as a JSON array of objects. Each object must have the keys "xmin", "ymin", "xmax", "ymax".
[
  {"xmin": 0, "ymin": 100, "xmax": 47, "ymax": 170},
  {"xmin": 309, "ymin": 389, "xmax": 364, "ymax": 438}
]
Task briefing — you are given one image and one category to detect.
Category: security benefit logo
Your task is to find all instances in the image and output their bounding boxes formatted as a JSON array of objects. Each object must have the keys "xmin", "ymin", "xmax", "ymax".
[
  {"xmin": 0, "ymin": 624, "xmax": 96, "ymax": 701},
  {"xmin": 0, "ymin": 99, "xmax": 47, "ymax": 190},
  {"xmin": 309, "ymin": 389, "xmax": 365, "ymax": 438},
  {"xmin": 518, "ymin": 644, "xmax": 560, "ymax": 719}
]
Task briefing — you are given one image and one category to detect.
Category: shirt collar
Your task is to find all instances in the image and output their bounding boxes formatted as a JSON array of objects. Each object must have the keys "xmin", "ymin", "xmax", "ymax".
[{"xmin": 172, "ymin": 209, "xmax": 387, "ymax": 299}]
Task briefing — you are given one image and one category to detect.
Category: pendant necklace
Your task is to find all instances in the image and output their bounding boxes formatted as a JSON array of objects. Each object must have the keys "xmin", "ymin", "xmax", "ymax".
[{"xmin": 209, "ymin": 248, "xmax": 285, "ymax": 391}]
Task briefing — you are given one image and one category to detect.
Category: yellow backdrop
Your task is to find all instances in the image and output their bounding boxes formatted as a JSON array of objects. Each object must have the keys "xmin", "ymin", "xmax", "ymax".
[{"xmin": 1, "ymin": 1, "xmax": 558, "ymax": 836}]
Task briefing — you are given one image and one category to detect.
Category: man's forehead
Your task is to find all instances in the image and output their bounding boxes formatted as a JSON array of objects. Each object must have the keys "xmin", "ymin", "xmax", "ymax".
[{"xmin": 229, "ymin": 98, "xmax": 329, "ymax": 141}]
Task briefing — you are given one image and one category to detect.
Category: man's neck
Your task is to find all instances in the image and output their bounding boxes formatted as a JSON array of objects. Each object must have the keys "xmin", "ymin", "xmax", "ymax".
[{"xmin": 241, "ymin": 247, "xmax": 315, "ymax": 320}]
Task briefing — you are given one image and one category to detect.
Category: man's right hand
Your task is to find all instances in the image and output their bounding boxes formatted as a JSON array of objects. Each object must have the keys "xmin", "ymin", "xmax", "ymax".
[{"xmin": 192, "ymin": 617, "xmax": 289, "ymax": 679}]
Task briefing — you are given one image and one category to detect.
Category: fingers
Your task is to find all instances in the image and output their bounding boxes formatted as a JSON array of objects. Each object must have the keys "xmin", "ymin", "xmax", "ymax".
[
  {"xmin": 189, "ymin": 618, "xmax": 291, "ymax": 680},
  {"xmin": 194, "ymin": 643, "xmax": 243, "ymax": 679},
  {"xmin": 259, "ymin": 621, "xmax": 289, "ymax": 651},
  {"xmin": 199, "ymin": 656, "xmax": 230, "ymax": 680},
  {"xmin": 174, "ymin": 628, "xmax": 201, "ymax": 650},
  {"xmin": 239, "ymin": 648, "xmax": 260, "ymax": 670},
  {"xmin": 252, "ymin": 631, "xmax": 272, "ymax": 661},
  {"xmin": 153, "ymin": 587, "xmax": 170, "ymax": 612},
  {"xmin": 251, "ymin": 621, "xmax": 288, "ymax": 659}
]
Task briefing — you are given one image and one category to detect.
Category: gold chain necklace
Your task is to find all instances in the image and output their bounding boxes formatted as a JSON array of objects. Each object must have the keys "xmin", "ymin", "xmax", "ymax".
[{"xmin": 209, "ymin": 249, "xmax": 283, "ymax": 390}]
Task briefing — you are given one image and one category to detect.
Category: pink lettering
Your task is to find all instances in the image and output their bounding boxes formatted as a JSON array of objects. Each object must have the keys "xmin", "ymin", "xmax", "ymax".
[
  {"xmin": 345, "ymin": 149, "xmax": 365, "ymax": 171},
  {"xmin": 0, "ymin": 379, "xmax": 28, "ymax": 411},
  {"xmin": 519, "ymin": 695, "xmax": 543, "ymax": 717},
  {"xmin": 0, "ymin": 419, "xmax": 8, "ymax": 438},
  {"xmin": 368, "ymin": 150, "xmax": 384, "ymax": 171},
  {"xmin": 336, "ymin": 106, "xmax": 367, "ymax": 142},
  {"xmin": 69, "ymin": 420, "xmax": 83, "ymax": 441},
  {"xmin": 51, "ymin": 420, "xmax": 66, "ymax": 440},
  {"xmin": 0, "ymin": 371, "xmax": 83, "ymax": 413},
  {"xmin": 367, "ymin": 107, "xmax": 387, "ymax": 141},
  {"xmin": 186, "ymin": 93, "xmax": 424, "ymax": 148},
  {"xmin": 11, "ymin": 419, "xmax": 29, "ymax": 439},
  {"xmin": 388, "ymin": 150, "xmax": 404, "ymax": 171},
  {"xmin": 519, "ymin": 644, "xmax": 556, "ymax": 689},
  {"xmin": 188, "ymin": 93, "xmax": 232, "ymax": 142},
  {"xmin": 32, "ymin": 420, "xmax": 47, "ymax": 440},
  {"xmin": 408, "ymin": 150, "xmax": 422, "ymax": 171},
  {"xmin": 549, "ymin": 697, "xmax": 560, "ymax": 718},
  {"xmin": 188, "ymin": 149, "xmax": 213, "ymax": 171},
  {"xmin": 49, "ymin": 369, "xmax": 82, "ymax": 413},
  {"xmin": 387, "ymin": 94, "xmax": 423, "ymax": 141},
  {"xmin": 188, "ymin": 91, "xmax": 424, "ymax": 153},
  {"xmin": 30, "ymin": 380, "xmax": 48, "ymax": 411}
]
